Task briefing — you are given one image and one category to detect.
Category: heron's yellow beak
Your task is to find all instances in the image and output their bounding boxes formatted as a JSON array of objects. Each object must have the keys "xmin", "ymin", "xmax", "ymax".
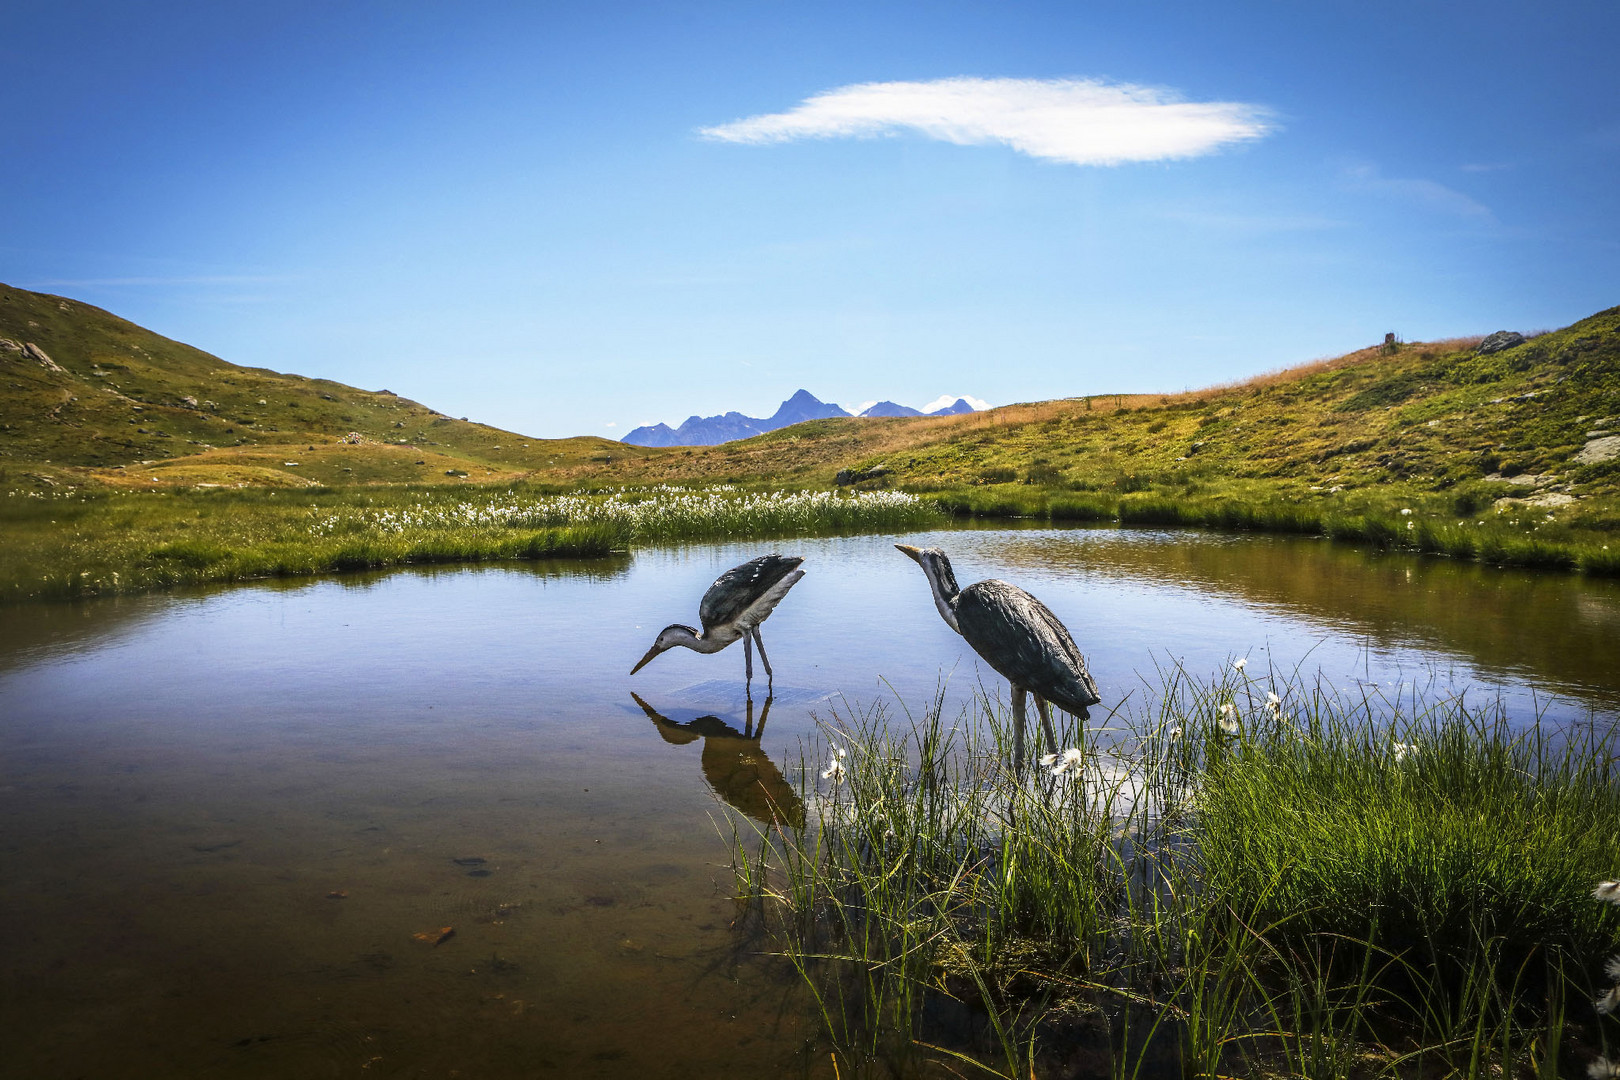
[
  {"xmin": 895, "ymin": 544, "xmax": 924, "ymax": 564},
  {"xmin": 630, "ymin": 643, "xmax": 664, "ymax": 675}
]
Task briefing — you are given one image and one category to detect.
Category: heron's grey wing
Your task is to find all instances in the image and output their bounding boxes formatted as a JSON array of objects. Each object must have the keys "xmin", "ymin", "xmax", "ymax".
[
  {"xmin": 955, "ymin": 580, "xmax": 1101, "ymax": 715},
  {"xmin": 699, "ymin": 555, "xmax": 806, "ymax": 633}
]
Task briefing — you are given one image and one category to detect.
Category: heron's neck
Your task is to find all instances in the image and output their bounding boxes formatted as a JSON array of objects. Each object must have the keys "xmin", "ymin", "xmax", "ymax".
[
  {"xmin": 674, "ymin": 625, "xmax": 738, "ymax": 654},
  {"xmin": 920, "ymin": 562, "xmax": 962, "ymax": 634}
]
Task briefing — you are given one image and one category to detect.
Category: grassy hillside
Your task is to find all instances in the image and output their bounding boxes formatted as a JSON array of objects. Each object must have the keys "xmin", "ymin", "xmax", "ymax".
[
  {"xmin": 0, "ymin": 283, "xmax": 655, "ymax": 489},
  {"xmin": 3, "ymin": 282, "xmax": 1617, "ymax": 597},
  {"xmin": 604, "ymin": 308, "xmax": 1620, "ymax": 529}
]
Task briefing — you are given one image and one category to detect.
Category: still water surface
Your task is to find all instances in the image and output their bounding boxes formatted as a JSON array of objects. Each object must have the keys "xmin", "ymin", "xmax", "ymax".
[{"xmin": 3, "ymin": 526, "xmax": 1618, "ymax": 1077}]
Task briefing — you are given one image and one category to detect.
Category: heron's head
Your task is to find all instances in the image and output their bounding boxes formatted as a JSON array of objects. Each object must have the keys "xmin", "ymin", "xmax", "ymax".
[
  {"xmin": 895, "ymin": 544, "xmax": 962, "ymax": 631},
  {"xmin": 630, "ymin": 623, "xmax": 701, "ymax": 674}
]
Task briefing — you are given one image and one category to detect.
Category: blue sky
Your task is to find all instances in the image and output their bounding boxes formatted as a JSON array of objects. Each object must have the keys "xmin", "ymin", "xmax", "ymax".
[{"xmin": 4, "ymin": 1, "xmax": 1617, "ymax": 439}]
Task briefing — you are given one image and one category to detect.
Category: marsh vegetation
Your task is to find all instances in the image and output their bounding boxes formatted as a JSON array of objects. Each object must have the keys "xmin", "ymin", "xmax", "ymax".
[
  {"xmin": 0, "ymin": 483, "xmax": 941, "ymax": 600},
  {"xmin": 731, "ymin": 664, "xmax": 1620, "ymax": 1078}
]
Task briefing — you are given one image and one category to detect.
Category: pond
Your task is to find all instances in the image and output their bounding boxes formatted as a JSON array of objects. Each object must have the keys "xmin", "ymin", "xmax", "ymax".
[{"xmin": 3, "ymin": 526, "xmax": 1618, "ymax": 1077}]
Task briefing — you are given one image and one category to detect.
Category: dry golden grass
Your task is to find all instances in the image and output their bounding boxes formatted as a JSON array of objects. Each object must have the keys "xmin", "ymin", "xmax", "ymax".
[{"xmin": 592, "ymin": 335, "xmax": 1489, "ymax": 487}]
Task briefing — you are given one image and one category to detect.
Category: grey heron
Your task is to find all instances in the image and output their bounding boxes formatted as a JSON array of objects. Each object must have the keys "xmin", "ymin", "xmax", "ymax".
[
  {"xmin": 896, "ymin": 544, "xmax": 1100, "ymax": 761},
  {"xmin": 630, "ymin": 554, "xmax": 805, "ymax": 689}
]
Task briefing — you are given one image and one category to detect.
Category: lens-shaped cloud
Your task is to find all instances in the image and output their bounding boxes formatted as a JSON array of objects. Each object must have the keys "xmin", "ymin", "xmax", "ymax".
[{"xmin": 700, "ymin": 77, "xmax": 1273, "ymax": 166}]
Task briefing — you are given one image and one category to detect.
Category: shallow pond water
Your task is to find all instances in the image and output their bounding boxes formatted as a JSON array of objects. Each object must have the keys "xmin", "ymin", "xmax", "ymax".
[{"xmin": 3, "ymin": 526, "xmax": 1618, "ymax": 1077}]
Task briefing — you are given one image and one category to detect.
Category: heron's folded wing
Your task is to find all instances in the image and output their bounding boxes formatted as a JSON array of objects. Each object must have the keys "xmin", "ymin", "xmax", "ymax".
[
  {"xmin": 956, "ymin": 580, "xmax": 1101, "ymax": 713},
  {"xmin": 699, "ymin": 554, "xmax": 806, "ymax": 633}
]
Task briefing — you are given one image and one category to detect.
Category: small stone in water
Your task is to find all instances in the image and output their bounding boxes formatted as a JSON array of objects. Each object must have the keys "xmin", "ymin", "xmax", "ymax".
[
  {"xmin": 452, "ymin": 856, "xmax": 487, "ymax": 867},
  {"xmin": 325, "ymin": 890, "xmax": 348, "ymax": 900},
  {"xmin": 466, "ymin": 868, "xmax": 493, "ymax": 878},
  {"xmin": 412, "ymin": 926, "xmax": 456, "ymax": 946}
]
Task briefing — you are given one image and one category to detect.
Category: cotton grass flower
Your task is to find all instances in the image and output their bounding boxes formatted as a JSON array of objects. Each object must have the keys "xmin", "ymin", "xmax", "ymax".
[
  {"xmin": 821, "ymin": 746, "xmax": 847, "ymax": 783},
  {"xmin": 1392, "ymin": 742, "xmax": 1419, "ymax": 763},
  {"xmin": 1218, "ymin": 701, "xmax": 1240, "ymax": 735},
  {"xmin": 1589, "ymin": 1058, "xmax": 1620, "ymax": 1080},
  {"xmin": 1606, "ymin": 954, "xmax": 1620, "ymax": 981},
  {"xmin": 1039, "ymin": 748, "xmax": 1084, "ymax": 777},
  {"xmin": 1232, "ymin": 657, "xmax": 1247, "ymax": 672},
  {"xmin": 1597, "ymin": 984, "xmax": 1620, "ymax": 1016},
  {"xmin": 1595, "ymin": 880, "xmax": 1620, "ymax": 905}
]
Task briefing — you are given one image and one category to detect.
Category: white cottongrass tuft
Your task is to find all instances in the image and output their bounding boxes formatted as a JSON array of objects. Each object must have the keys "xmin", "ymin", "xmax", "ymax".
[
  {"xmin": 1392, "ymin": 742, "xmax": 1419, "ymax": 763},
  {"xmin": 308, "ymin": 485, "xmax": 930, "ymax": 540},
  {"xmin": 1232, "ymin": 658, "xmax": 1248, "ymax": 672},
  {"xmin": 1039, "ymin": 748, "xmax": 1085, "ymax": 777},
  {"xmin": 1605, "ymin": 954, "xmax": 1620, "ymax": 981},
  {"xmin": 1597, "ymin": 985, "xmax": 1620, "ymax": 1016},
  {"xmin": 1218, "ymin": 701, "xmax": 1240, "ymax": 735},
  {"xmin": 1589, "ymin": 1057, "xmax": 1620, "ymax": 1080},
  {"xmin": 1595, "ymin": 880, "xmax": 1620, "ymax": 905},
  {"xmin": 821, "ymin": 755, "xmax": 846, "ymax": 783},
  {"xmin": 1400, "ymin": 508, "xmax": 1413, "ymax": 516}
]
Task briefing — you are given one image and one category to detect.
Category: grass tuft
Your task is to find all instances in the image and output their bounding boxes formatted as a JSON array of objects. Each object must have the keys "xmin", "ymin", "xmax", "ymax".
[{"xmin": 730, "ymin": 665, "xmax": 1620, "ymax": 1077}]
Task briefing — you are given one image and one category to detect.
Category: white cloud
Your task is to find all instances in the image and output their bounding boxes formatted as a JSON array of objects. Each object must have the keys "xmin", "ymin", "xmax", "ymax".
[
  {"xmin": 854, "ymin": 400, "xmax": 878, "ymax": 414},
  {"xmin": 922, "ymin": 394, "xmax": 991, "ymax": 412},
  {"xmin": 700, "ymin": 77, "xmax": 1274, "ymax": 167},
  {"xmin": 1345, "ymin": 164, "xmax": 1492, "ymax": 219},
  {"xmin": 604, "ymin": 421, "xmax": 618, "ymax": 428}
]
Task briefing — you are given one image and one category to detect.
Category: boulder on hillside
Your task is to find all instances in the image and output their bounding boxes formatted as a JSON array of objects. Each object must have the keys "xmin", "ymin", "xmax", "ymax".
[
  {"xmin": 1476, "ymin": 331, "xmax": 1526, "ymax": 355},
  {"xmin": 23, "ymin": 342, "xmax": 63, "ymax": 371}
]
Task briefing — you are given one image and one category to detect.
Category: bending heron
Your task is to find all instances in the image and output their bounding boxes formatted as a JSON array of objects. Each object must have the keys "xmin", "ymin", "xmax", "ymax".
[
  {"xmin": 896, "ymin": 544, "xmax": 1100, "ymax": 761},
  {"xmin": 631, "ymin": 554, "xmax": 805, "ymax": 689}
]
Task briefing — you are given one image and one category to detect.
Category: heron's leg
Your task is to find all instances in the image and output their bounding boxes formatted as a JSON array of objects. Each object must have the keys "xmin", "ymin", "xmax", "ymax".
[
  {"xmin": 743, "ymin": 635, "xmax": 754, "ymax": 685},
  {"xmin": 751, "ymin": 627, "xmax": 774, "ymax": 679},
  {"xmin": 1011, "ymin": 686, "xmax": 1028, "ymax": 767},
  {"xmin": 1035, "ymin": 695, "xmax": 1059, "ymax": 755}
]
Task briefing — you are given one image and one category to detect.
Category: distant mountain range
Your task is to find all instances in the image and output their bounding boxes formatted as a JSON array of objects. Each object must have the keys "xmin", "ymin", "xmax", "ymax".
[{"xmin": 623, "ymin": 389, "xmax": 980, "ymax": 447}]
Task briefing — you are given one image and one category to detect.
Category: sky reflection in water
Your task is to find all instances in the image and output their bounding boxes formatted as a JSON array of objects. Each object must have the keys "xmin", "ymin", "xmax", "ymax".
[{"xmin": 2, "ymin": 527, "xmax": 1617, "ymax": 1077}]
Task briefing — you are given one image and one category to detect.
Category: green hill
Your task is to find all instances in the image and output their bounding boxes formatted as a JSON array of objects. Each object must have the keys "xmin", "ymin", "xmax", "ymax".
[
  {"xmin": 604, "ymin": 308, "xmax": 1620, "ymax": 529},
  {"xmin": 2, "ymin": 285, "xmax": 1617, "ymax": 597},
  {"xmin": 0, "ymin": 283, "xmax": 653, "ymax": 489}
]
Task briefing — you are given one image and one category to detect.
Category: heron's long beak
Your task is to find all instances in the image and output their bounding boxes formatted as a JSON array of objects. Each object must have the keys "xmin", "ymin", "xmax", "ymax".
[
  {"xmin": 895, "ymin": 544, "xmax": 923, "ymax": 564},
  {"xmin": 630, "ymin": 643, "xmax": 664, "ymax": 675}
]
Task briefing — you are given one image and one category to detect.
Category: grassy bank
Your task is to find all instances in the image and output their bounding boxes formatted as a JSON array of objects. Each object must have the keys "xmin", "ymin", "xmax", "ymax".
[
  {"xmin": 924, "ymin": 482, "xmax": 1620, "ymax": 576},
  {"xmin": 0, "ymin": 483, "xmax": 942, "ymax": 601},
  {"xmin": 730, "ymin": 668, "xmax": 1620, "ymax": 1078}
]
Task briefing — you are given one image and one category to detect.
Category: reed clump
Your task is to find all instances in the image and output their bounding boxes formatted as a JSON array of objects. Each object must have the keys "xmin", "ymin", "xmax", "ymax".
[{"xmin": 730, "ymin": 666, "xmax": 1620, "ymax": 1078}]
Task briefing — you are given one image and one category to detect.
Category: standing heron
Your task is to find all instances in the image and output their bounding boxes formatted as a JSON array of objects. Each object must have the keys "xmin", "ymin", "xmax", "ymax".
[
  {"xmin": 631, "ymin": 554, "xmax": 805, "ymax": 689},
  {"xmin": 896, "ymin": 544, "xmax": 1100, "ymax": 762}
]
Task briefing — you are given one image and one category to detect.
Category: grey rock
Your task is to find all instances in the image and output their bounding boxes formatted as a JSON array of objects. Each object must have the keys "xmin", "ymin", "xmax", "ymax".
[
  {"xmin": 1574, "ymin": 435, "xmax": 1620, "ymax": 466},
  {"xmin": 835, "ymin": 465, "xmax": 891, "ymax": 486},
  {"xmin": 21, "ymin": 342, "xmax": 63, "ymax": 371},
  {"xmin": 1475, "ymin": 331, "xmax": 1525, "ymax": 355}
]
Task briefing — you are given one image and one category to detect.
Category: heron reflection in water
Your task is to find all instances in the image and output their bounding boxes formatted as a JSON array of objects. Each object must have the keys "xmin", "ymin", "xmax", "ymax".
[{"xmin": 630, "ymin": 692, "xmax": 804, "ymax": 828}]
